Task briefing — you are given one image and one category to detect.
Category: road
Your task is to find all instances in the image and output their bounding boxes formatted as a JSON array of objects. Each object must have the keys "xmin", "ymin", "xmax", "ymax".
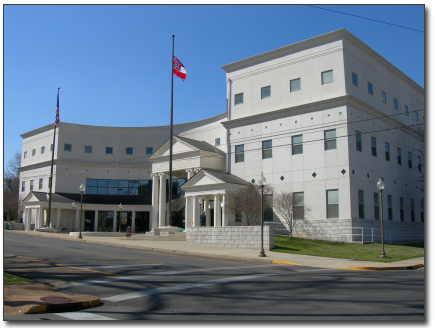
[{"xmin": 4, "ymin": 231, "xmax": 424, "ymax": 321}]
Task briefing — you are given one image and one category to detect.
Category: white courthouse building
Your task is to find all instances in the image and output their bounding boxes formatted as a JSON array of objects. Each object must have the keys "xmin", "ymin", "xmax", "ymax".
[{"xmin": 19, "ymin": 29, "xmax": 424, "ymax": 243}]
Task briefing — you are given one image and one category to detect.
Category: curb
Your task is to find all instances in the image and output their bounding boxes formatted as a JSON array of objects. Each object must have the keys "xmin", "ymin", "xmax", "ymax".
[
  {"xmin": 25, "ymin": 298, "xmax": 100, "ymax": 314},
  {"xmin": 336, "ymin": 264, "xmax": 424, "ymax": 271}
]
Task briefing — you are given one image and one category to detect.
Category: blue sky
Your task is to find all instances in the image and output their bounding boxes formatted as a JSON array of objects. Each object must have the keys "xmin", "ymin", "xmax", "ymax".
[{"xmin": 4, "ymin": 4, "xmax": 425, "ymax": 167}]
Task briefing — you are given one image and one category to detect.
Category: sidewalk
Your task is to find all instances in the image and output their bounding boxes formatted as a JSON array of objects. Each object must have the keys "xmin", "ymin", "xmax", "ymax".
[{"xmin": 4, "ymin": 230, "xmax": 424, "ymax": 316}]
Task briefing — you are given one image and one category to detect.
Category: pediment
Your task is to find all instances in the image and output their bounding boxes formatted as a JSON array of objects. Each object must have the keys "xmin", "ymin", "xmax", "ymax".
[
  {"xmin": 23, "ymin": 192, "xmax": 44, "ymax": 203},
  {"xmin": 150, "ymin": 137, "xmax": 199, "ymax": 159},
  {"xmin": 182, "ymin": 170, "xmax": 224, "ymax": 188}
]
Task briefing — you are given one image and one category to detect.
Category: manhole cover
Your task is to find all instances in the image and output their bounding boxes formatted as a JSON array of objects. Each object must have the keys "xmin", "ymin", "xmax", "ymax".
[{"xmin": 40, "ymin": 296, "xmax": 76, "ymax": 304}]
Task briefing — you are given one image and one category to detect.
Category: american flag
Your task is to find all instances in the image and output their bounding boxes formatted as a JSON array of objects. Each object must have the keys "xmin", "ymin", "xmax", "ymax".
[{"xmin": 54, "ymin": 88, "xmax": 60, "ymax": 126}]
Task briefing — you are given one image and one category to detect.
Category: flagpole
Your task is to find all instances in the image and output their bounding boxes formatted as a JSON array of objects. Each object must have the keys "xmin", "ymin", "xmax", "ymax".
[
  {"xmin": 47, "ymin": 88, "xmax": 60, "ymax": 228},
  {"xmin": 168, "ymin": 35, "xmax": 175, "ymax": 227}
]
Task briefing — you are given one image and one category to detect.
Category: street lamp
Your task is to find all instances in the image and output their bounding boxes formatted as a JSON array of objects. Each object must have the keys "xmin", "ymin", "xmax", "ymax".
[
  {"xmin": 377, "ymin": 178, "xmax": 386, "ymax": 258},
  {"xmin": 71, "ymin": 202, "xmax": 75, "ymax": 232},
  {"xmin": 258, "ymin": 172, "xmax": 266, "ymax": 257},
  {"xmin": 79, "ymin": 183, "xmax": 85, "ymax": 239},
  {"xmin": 119, "ymin": 203, "xmax": 122, "ymax": 232}
]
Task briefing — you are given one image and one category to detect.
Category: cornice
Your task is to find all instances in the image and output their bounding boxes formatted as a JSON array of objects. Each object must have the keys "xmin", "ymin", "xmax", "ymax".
[{"xmin": 19, "ymin": 159, "xmax": 151, "ymax": 172}]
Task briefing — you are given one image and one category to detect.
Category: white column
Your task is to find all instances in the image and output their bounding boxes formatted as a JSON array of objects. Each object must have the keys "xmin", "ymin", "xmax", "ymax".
[
  {"xmin": 34, "ymin": 208, "xmax": 39, "ymax": 230},
  {"xmin": 56, "ymin": 208, "xmax": 61, "ymax": 229},
  {"xmin": 25, "ymin": 208, "xmax": 31, "ymax": 231},
  {"xmin": 113, "ymin": 211, "xmax": 117, "ymax": 232},
  {"xmin": 192, "ymin": 196, "xmax": 198, "ymax": 227},
  {"xmin": 158, "ymin": 173, "xmax": 166, "ymax": 227},
  {"xmin": 151, "ymin": 174, "xmax": 159, "ymax": 230},
  {"xmin": 186, "ymin": 169, "xmax": 194, "ymax": 180},
  {"xmin": 43, "ymin": 209, "xmax": 47, "ymax": 227},
  {"xmin": 185, "ymin": 196, "xmax": 191, "ymax": 228},
  {"xmin": 94, "ymin": 211, "xmax": 98, "ymax": 231},
  {"xmin": 131, "ymin": 211, "xmax": 136, "ymax": 233},
  {"xmin": 204, "ymin": 199, "xmax": 210, "ymax": 226},
  {"xmin": 214, "ymin": 194, "xmax": 221, "ymax": 227},
  {"xmin": 74, "ymin": 209, "xmax": 79, "ymax": 231},
  {"xmin": 222, "ymin": 194, "xmax": 227, "ymax": 226}
]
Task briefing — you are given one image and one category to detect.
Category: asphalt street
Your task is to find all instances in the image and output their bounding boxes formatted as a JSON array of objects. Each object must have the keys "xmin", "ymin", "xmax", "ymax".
[{"xmin": 4, "ymin": 231, "xmax": 425, "ymax": 321}]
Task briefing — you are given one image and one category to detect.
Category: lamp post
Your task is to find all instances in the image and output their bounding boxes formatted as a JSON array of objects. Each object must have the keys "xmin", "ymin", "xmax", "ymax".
[
  {"xmin": 119, "ymin": 203, "xmax": 122, "ymax": 232},
  {"xmin": 258, "ymin": 172, "xmax": 266, "ymax": 257},
  {"xmin": 71, "ymin": 202, "xmax": 75, "ymax": 232},
  {"xmin": 377, "ymin": 178, "xmax": 386, "ymax": 258},
  {"xmin": 79, "ymin": 183, "xmax": 85, "ymax": 239}
]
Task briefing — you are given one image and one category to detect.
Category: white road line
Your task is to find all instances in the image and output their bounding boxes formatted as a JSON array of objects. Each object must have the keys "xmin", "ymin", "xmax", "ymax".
[
  {"xmin": 101, "ymin": 268, "xmax": 335, "ymax": 303},
  {"xmin": 53, "ymin": 265, "xmax": 288, "ymax": 289},
  {"xmin": 4, "ymin": 253, "xmax": 14, "ymax": 256},
  {"xmin": 55, "ymin": 311, "xmax": 117, "ymax": 320},
  {"xmin": 81, "ymin": 263, "xmax": 166, "ymax": 270}
]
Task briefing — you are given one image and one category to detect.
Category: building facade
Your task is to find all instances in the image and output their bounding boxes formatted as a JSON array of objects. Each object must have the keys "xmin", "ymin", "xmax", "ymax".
[{"xmin": 20, "ymin": 29, "xmax": 424, "ymax": 243}]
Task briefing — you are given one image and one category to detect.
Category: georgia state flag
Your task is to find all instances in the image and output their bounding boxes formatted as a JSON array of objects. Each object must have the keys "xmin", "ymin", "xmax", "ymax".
[{"xmin": 173, "ymin": 56, "xmax": 186, "ymax": 82}]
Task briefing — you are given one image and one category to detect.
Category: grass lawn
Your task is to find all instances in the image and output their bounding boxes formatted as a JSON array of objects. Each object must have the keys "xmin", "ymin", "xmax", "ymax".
[
  {"xmin": 4, "ymin": 272, "xmax": 35, "ymax": 285},
  {"xmin": 272, "ymin": 235, "xmax": 424, "ymax": 263}
]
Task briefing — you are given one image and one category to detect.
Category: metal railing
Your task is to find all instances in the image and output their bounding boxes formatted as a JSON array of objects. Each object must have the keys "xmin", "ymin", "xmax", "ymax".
[{"xmin": 264, "ymin": 222, "xmax": 392, "ymax": 244}]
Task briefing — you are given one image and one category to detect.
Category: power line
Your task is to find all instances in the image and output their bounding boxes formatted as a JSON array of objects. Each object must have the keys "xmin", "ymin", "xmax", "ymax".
[{"xmin": 306, "ymin": 5, "xmax": 424, "ymax": 33}]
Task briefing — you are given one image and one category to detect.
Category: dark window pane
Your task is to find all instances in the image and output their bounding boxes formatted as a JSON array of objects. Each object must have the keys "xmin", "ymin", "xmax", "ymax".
[
  {"xmin": 97, "ymin": 187, "xmax": 108, "ymax": 195},
  {"xmin": 108, "ymin": 180, "xmax": 118, "ymax": 187},
  {"xmin": 87, "ymin": 179, "xmax": 98, "ymax": 187},
  {"xmin": 261, "ymin": 86, "xmax": 271, "ymax": 99},
  {"xmin": 118, "ymin": 187, "xmax": 129, "ymax": 195},
  {"xmin": 108, "ymin": 188, "xmax": 118, "ymax": 195},
  {"xmin": 98, "ymin": 180, "xmax": 108, "ymax": 187},
  {"xmin": 119, "ymin": 180, "xmax": 128, "ymax": 187},
  {"xmin": 235, "ymin": 93, "xmax": 243, "ymax": 105}
]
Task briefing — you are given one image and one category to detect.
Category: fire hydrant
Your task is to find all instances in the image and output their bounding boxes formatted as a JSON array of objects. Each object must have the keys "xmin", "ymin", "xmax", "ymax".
[{"xmin": 126, "ymin": 226, "xmax": 131, "ymax": 237}]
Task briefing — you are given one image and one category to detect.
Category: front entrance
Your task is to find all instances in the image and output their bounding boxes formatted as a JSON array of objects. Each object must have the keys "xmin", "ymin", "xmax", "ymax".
[
  {"xmin": 171, "ymin": 209, "xmax": 185, "ymax": 229},
  {"xmin": 116, "ymin": 212, "xmax": 132, "ymax": 232},
  {"xmin": 134, "ymin": 212, "xmax": 150, "ymax": 233},
  {"xmin": 84, "ymin": 211, "xmax": 95, "ymax": 231},
  {"xmin": 98, "ymin": 211, "xmax": 114, "ymax": 232}
]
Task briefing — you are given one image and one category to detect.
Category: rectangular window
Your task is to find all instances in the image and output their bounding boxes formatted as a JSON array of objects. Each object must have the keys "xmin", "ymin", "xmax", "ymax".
[
  {"xmin": 41, "ymin": 146, "xmax": 45, "ymax": 154},
  {"xmin": 235, "ymin": 145, "xmax": 244, "ymax": 163},
  {"xmin": 262, "ymin": 140, "xmax": 272, "ymax": 159},
  {"xmin": 235, "ymin": 93, "xmax": 244, "ymax": 105},
  {"xmin": 326, "ymin": 189, "xmax": 339, "ymax": 219},
  {"xmin": 394, "ymin": 98, "xmax": 398, "ymax": 110},
  {"xmin": 64, "ymin": 144, "xmax": 72, "ymax": 152},
  {"xmin": 292, "ymin": 135, "xmax": 303, "ymax": 155},
  {"xmin": 261, "ymin": 86, "xmax": 271, "ymax": 99},
  {"xmin": 85, "ymin": 145, "xmax": 92, "ymax": 153},
  {"xmin": 355, "ymin": 130, "xmax": 362, "ymax": 151},
  {"xmin": 381, "ymin": 90, "xmax": 387, "ymax": 103},
  {"xmin": 23, "ymin": 151, "xmax": 27, "ymax": 159},
  {"xmin": 408, "ymin": 152, "xmax": 412, "ymax": 168},
  {"xmin": 290, "ymin": 78, "xmax": 301, "ymax": 92},
  {"xmin": 324, "ymin": 129, "xmax": 337, "ymax": 150},
  {"xmin": 21, "ymin": 181, "xmax": 25, "ymax": 192},
  {"xmin": 397, "ymin": 147, "xmax": 402, "ymax": 165},
  {"xmin": 32, "ymin": 149, "xmax": 36, "ymax": 156},
  {"xmin": 400, "ymin": 197, "xmax": 404, "ymax": 221},
  {"xmin": 39, "ymin": 178, "xmax": 43, "ymax": 190},
  {"xmin": 264, "ymin": 195, "xmax": 273, "ymax": 221},
  {"xmin": 321, "ymin": 70, "xmax": 334, "ymax": 85},
  {"xmin": 51, "ymin": 144, "xmax": 53, "ymax": 152},
  {"xmin": 294, "ymin": 192, "xmax": 304, "ymax": 220},
  {"xmin": 371, "ymin": 137, "xmax": 377, "ymax": 157},
  {"xmin": 388, "ymin": 195, "xmax": 393, "ymax": 221},
  {"xmin": 368, "ymin": 82, "xmax": 373, "ymax": 95},
  {"xmin": 374, "ymin": 193, "xmax": 380, "ymax": 220},
  {"xmin": 358, "ymin": 190, "xmax": 364, "ymax": 219},
  {"xmin": 418, "ymin": 156, "xmax": 422, "ymax": 172},
  {"xmin": 106, "ymin": 147, "xmax": 113, "ymax": 154},
  {"xmin": 385, "ymin": 142, "xmax": 390, "ymax": 161},
  {"xmin": 215, "ymin": 138, "xmax": 220, "ymax": 147},
  {"xmin": 415, "ymin": 111, "xmax": 418, "ymax": 122},
  {"xmin": 420, "ymin": 200, "xmax": 424, "ymax": 222},
  {"xmin": 146, "ymin": 147, "xmax": 153, "ymax": 155},
  {"xmin": 411, "ymin": 199, "xmax": 415, "ymax": 222},
  {"xmin": 30, "ymin": 180, "xmax": 34, "ymax": 191},
  {"xmin": 126, "ymin": 147, "xmax": 133, "ymax": 155},
  {"xmin": 352, "ymin": 72, "xmax": 358, "ymax": 87},
  {"xmin": 405, "ymin": 105, "xmax": 409, "ymax": 116}
]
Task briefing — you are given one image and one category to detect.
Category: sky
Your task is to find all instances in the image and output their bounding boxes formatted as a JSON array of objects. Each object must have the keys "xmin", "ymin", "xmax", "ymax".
[{"xmin": 3, "ymin": 4, "xmax": 425, "ymax": 168}]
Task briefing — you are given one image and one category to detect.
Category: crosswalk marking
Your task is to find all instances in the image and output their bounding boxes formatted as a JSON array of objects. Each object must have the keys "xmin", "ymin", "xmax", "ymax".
[
  {"xmin": 53, "ymin": 264, "xmax": 288, "ymax": 289},
  {"xmin": 55, "ymin": 311, "xmax": 117, "ymax": 320},
  {"xmin": 80, "ymin": 263, "xmax": 166, "ymax": 270}
]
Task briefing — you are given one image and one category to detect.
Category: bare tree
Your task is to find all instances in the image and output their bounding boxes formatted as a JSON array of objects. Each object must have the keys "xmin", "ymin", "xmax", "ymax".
[
  {"xmin": 4, "ymin": 151, "xmax": 22, "ymax": 222},
  {"xmin": 226, "ymin": 184, "xmax": 273, "ymax": 226},
  {"xmin": 273, "ymin": 191, "xmax": 310, "ymax": 239}
]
